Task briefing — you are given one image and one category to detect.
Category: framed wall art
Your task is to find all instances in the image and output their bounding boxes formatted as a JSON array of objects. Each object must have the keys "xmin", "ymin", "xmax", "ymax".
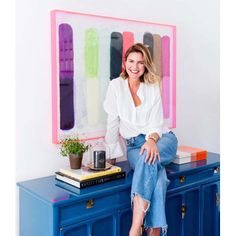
[{"xmin": 51, "ymin": 10, "xmax": 176, "ymax": 143}]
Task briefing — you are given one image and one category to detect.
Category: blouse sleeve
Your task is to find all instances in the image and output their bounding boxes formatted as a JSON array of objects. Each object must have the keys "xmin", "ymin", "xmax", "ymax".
[
  {"xmin": 103, "ymin": 81, "xmax": 124, "ymax": 159},
  {"xmin": 145, "ymin": 86, "xmax": 164, "ymax": 140},
  {"xmin": 104, "ymin": 115, "xmax": 124, "ymax": 159},
  {"xmin": 103, "ymin": 81, "xmax": 118, "ymax": 116}
]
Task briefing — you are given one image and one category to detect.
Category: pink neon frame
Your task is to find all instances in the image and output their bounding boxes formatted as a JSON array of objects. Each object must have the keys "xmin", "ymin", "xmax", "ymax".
[{"xmin": 51, "ymin": 9, "xmax": 176, "ymax": 144}]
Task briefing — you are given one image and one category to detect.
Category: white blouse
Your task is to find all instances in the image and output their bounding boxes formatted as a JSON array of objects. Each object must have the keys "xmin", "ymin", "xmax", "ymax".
[{"xmin": 103, "ymin": 77, "xmax": 165, "ymax": 159}]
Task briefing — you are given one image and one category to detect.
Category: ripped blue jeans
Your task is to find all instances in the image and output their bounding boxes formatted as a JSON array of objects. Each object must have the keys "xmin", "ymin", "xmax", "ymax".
[{"xmin": 126, "ymin": 131, "xmax": 178, "ymax": 235}]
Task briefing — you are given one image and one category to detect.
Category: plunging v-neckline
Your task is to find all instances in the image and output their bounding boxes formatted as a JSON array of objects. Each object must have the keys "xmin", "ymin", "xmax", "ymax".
[{"xmin": 127, "ymin": 80, "xmax": 142, "ymax": 108}]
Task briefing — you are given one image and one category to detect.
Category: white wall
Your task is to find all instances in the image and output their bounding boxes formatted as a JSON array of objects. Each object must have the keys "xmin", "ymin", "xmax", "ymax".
[{"xmin": 16, "ymin": 0, "xmax": 219, "ymax": 182}]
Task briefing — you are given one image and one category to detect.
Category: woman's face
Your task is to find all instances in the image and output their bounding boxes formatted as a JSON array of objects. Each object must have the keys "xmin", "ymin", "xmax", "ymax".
[{"xmin": 125, "ymin": 52, "xmax": 145, "ymax": 80}]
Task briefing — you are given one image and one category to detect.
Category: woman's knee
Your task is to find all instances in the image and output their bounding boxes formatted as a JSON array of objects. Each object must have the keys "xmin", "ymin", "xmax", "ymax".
[
  {"xmin": 127, "ymin": 149, "xmax": 147, "ymax": 169},
  {"xmin": 157, "ymin": 133, "xmax": 178, "ymax": 165},
  {"xmin": 157, "ymin": 133, "xmax": 177, "ymax": 153}
]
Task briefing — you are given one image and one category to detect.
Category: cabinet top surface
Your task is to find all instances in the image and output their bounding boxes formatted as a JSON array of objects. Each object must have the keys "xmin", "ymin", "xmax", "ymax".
[
  {"xmin": 17, "ymin": 152, "xmax": 219, "ymax": 205},
  {"xmin": 166, "ymin": 152, "xmax": 220, "ymax": 176}
]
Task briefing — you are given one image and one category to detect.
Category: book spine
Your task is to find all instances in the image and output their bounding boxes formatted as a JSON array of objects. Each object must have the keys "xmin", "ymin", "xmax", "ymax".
[
  {"xmin": 79, "ymin": 168, "xmax": 121, "ymax": 181},
  {"xmin": 80, "ymin": 168, "xmax": 121, "ymax": 181},
  {"xmin": 56, "ymin": 173, "xmax": 81, "ymax": 188},
  {"xmin": 173, "ymin": 153, "xmax": 207, "ymax": 164},
  {"xmin": 195, "ymin": 151, "xmax": 207, "ymax": 160},
  {"xmin": 56, "ymin": 171, "xmax": 126, "ymax": 189},
  {"xmin": 176, "ymin": 151, "xmax": 207, "ymax": 159},
  {"xmin": 80, "ymin": 172, "xmax": 126, "ymax": 188},
  {"xmin": 173, "ymin": 157, "xmax": 191, "ymax": 164},
  {"xmin": 60, "ymin": 167, "xmax": 121, "ymax": 181}
]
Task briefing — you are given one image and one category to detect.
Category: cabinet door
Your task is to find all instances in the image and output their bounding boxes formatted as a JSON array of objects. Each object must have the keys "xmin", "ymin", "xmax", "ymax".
[
  {"xmin": 60, "ymin": 222, "xmax": 89, "ymax": 236},
  {"xmin": 166, "ymin": 187, "xmax": 200, "ymax": 236},
  {"xmin": 92, "ymin": 214, "xmax": 116, "ymax": 236},
  {"xmin": 119, "ymin": 207, "xmax": 132, "ymax": 236},
  {"xmin": 183, "ymin": 188, "xmax": 200, "ymax": 236},
  {"xmin": 166, "ymin": 193, "xmax": 182, "ymax": 236},
  {"xmin": 201, "ymin": 181, "xmax": 220, "ymax": 236},
  {"xmin": 60, "ymin": 213, "xmax": 116, "ymax": 236}
]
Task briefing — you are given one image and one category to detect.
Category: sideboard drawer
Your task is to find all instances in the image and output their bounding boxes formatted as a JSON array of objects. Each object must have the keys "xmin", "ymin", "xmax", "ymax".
[
  {"xmin": 59, "ymin": 188, "xmax": 130, "ymax": 225},
  {"xmin": 168, "ymin": 165, "xmax": 220, "ymax": 190}
]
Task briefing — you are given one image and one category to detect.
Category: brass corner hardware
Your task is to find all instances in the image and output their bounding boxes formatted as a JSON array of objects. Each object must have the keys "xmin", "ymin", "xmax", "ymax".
[
  {"xmin": 86, "ymin": 199, "xmax": 94, "ymax": 208},
  {"xmin": 179, "ymin": 176, "xmax": 186, "ymax": 183}
]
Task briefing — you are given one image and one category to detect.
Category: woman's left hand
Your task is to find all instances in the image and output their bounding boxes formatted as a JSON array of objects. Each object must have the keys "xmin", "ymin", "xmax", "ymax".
[{"xmin": 140, "ymin": 140, "xmax": 160, "ymax": 165}]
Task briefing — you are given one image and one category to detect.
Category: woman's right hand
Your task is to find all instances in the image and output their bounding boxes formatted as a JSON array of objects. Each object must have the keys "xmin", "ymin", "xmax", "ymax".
[{"xmin": 140, "ymin": 140, "xmax": 160, "ymax": 165}]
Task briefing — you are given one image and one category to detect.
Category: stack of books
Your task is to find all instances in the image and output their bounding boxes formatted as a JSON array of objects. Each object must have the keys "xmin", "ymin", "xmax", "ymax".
[
  {"xmin": 55, "ymin": 163, "xmax": 126, "ymax": 189},
  {"xmin": 172, "ymin": 146, "xmax": 207, "ymax": 164}
]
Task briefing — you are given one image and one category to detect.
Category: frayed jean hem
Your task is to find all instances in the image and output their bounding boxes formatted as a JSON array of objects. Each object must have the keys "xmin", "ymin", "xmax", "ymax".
[
  {"xmin": 145, "ymin": 224, "xmax": 168, "ymax": 236},
  {"xmin": 131, "ymin": 193, "xmax": 168, "ymax": 235}
]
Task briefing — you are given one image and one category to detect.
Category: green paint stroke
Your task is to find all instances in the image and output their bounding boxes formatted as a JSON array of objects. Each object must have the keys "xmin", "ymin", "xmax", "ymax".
[{"xmin": 84, "ymin": 28, "xmax": 99, "ymax": 78}]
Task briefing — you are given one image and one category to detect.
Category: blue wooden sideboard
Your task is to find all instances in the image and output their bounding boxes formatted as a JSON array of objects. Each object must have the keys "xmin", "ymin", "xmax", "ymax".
[{"xmin": 17, "ymin": 152, "xmax": 220, "ymax": 236}]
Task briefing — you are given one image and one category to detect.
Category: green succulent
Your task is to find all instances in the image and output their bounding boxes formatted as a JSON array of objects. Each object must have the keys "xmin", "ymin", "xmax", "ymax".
[{"xmin": 60, "ymin": 137, "xmax": 90, "ymax": 157}]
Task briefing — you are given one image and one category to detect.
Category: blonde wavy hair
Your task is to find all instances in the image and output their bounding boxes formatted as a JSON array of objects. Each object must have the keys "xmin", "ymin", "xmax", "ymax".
[{"xmin": 120, "ymin": 43, "xmax": 160, "ymax": 84}]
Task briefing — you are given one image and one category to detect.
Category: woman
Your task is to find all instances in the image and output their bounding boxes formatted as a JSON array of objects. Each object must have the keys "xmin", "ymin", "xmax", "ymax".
[{"xmin": 104, "ymin": 43, "xmax": 178, "ymax": 236}]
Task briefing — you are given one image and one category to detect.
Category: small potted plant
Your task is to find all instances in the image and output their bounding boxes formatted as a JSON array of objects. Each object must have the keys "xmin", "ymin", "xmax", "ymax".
[{"xmin": 60, "ymin": 137, "xmax": 90, "ymax": 169}]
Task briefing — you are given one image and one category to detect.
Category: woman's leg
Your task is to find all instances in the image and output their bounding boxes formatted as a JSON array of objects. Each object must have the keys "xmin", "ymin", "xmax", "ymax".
[
  {"xmin": 147, "ymin": 228, "xmax": 161, "ymax": 236},
  {"xmin": 144, "ymin": 132, "xmax": 177, "ymax": 235},
  {"xmin": 129, "ymin": 169, "xmax": 167, "ymax": 236},
  {"xmin": 144, "ymin": 168, "xmax": 170, "ymax": 235},
  {"xmin": 127, "ymin": 132, "xmax": 178, "ymax": 236},
  {"xmin": 129, "ymin": 195, "xmax": 148, "ymax": 236},
  {"xmin": 128, "ymin": 148, "xmax": 158, "ymax": 236}
]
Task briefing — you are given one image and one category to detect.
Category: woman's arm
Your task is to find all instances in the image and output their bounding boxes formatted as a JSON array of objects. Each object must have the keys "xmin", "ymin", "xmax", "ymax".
[
  {"xmin": 145, "ymin": 86, "xmax": 164, "ymax": 141},
  {"xmin": 103, "ymin": 81, "xmax": 123, "ymax": 164},
  {"xmin": 105, "ymin": 114, "xmax": 124, "ymax": 163},
  {"xmin": 141, "ymin": 85, "xmax": 164, "ymax": 164}
]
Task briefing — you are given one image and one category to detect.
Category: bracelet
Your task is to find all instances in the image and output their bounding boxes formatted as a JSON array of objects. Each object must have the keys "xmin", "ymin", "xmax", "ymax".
[{"xmin": 148, "ymin": 135, "xmax": 158, "ymax": 143}]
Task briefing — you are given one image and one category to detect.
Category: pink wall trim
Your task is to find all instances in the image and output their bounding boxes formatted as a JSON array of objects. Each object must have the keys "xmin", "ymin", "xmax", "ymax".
[
  {"xmin": 172, "ymin": 26, "xmax": 177, "ymax": 128},
  {"xmin": 51, "ymin": 9, "xmax": 176, "ymax": 29},
  {"xmin": 51, "ymin": 11, "xmax": 58, "ymax": 144}
]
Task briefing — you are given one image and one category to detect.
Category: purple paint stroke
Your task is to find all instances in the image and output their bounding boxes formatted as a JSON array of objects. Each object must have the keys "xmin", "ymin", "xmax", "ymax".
[
  {"xmin": 59, "ymin": 24, "xmax": 74, "ymax": 79},
  {"xmin": 58, "ymin": 23, "xmax": 75, "ymax": 130}
]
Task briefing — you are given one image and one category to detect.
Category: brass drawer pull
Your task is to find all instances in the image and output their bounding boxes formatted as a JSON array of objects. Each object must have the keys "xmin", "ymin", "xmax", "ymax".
[
  {"xmin": 179, "ymin": 176, "xmax": 186, "ymax": 183},
  {"xmin": 181, "ymin": 204, "xmax": 187, "ymax": 219},
  {"xmin": 216, "ymin": 192, "xmax": 220, "ymax": 206},
  {"xmin": 86, "ymin": 199, "xmax": 94, "ymax": 208},
  {"xmin": 214, "ymin": 167, "xmax": 219, "ymax": 174}
]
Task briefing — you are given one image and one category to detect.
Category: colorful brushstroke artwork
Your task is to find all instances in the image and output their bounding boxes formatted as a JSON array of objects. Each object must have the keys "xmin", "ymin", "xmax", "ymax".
[{"xmin": 51, "ymin": 10, "xmax": 176, "ymax": 143}]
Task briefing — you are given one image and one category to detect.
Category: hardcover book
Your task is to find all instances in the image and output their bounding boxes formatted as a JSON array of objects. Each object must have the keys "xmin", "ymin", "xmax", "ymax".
[
  {"xmin": 55, "ymin": 171, "xmax": 126, "ymax": 189},
  {"xmin": 173, "ymin": 146, "xmax": 207, "ymax": 164},
  {"xmin": 59, "ymin": 163, "xmax": 121, "ymax": 181}
]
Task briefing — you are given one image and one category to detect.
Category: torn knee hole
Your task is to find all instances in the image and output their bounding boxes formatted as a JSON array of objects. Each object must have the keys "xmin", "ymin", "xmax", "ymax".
[{"xmin": 135, "ymin": 194, "xmax": 150, "ymax": 214}]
